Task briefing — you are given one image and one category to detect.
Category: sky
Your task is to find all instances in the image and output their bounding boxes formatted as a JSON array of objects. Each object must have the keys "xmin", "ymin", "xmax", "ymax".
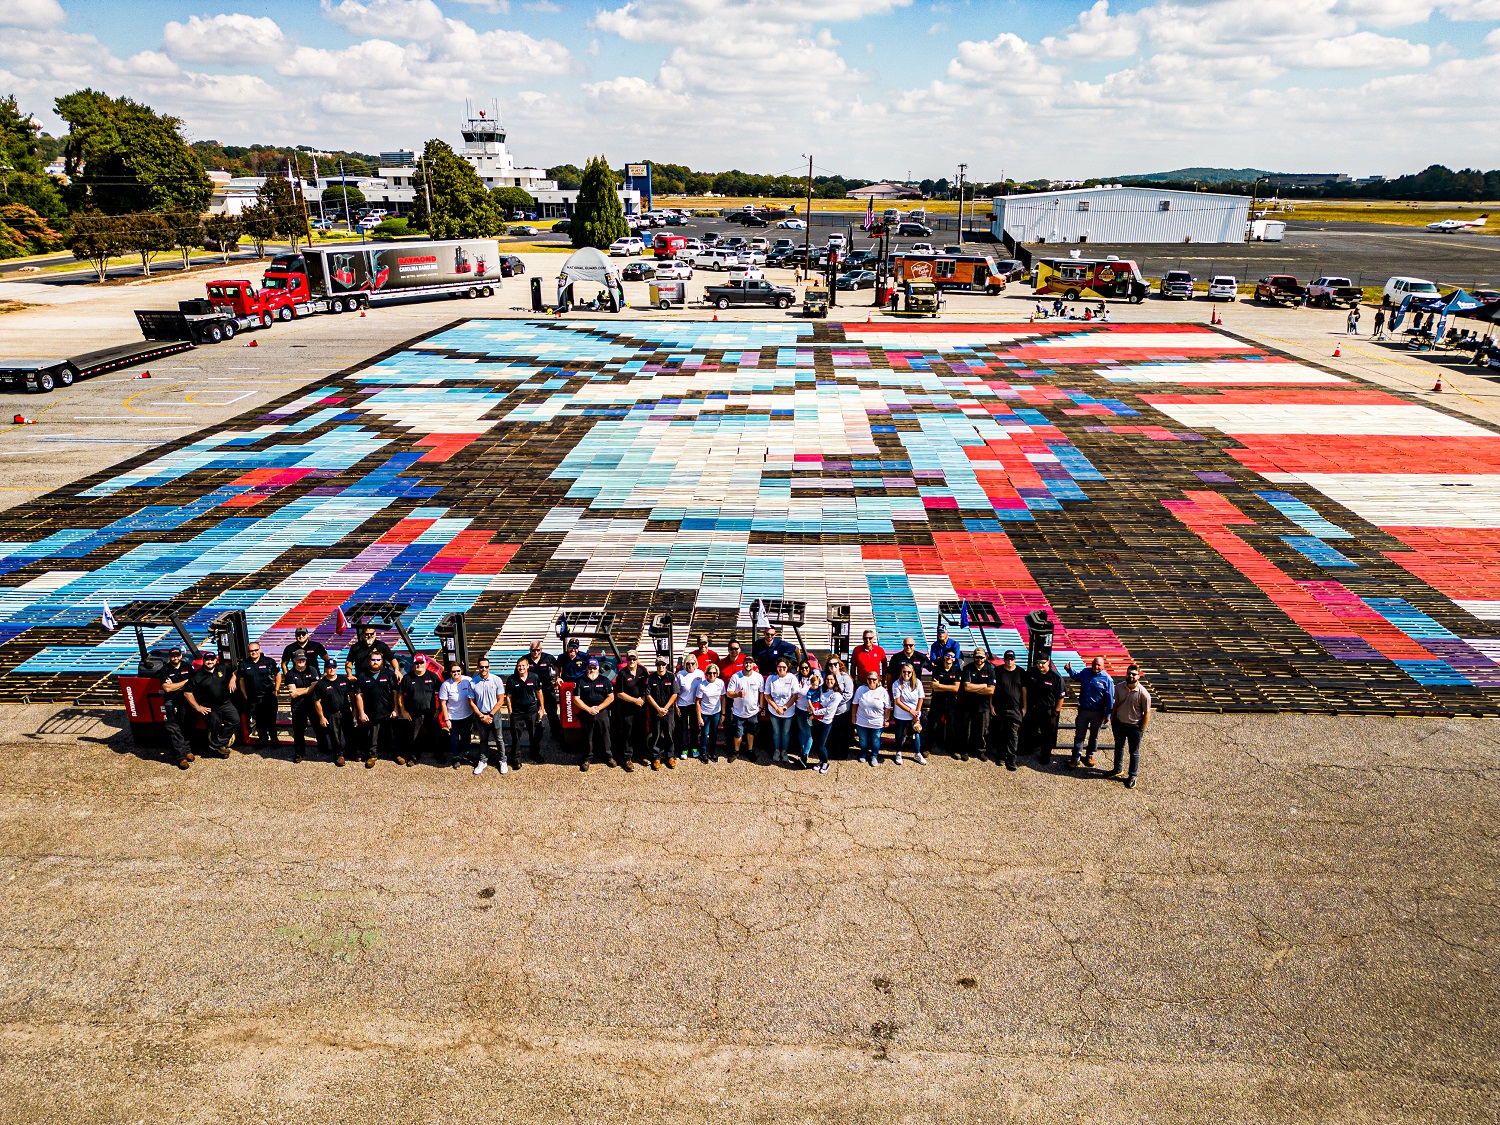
[{"xmin": 1, "ymin": 0, "xmax": 1497, "ymax": 180}]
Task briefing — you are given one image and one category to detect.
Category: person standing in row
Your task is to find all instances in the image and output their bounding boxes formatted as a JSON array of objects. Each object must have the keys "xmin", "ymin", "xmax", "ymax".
[
  {"xmin": 928, "ymin": 622, "xmax": 960, "ymax": 668},
  {"xmin": 763, "ymin": 658, "xmax": 799, "ymax": 764},
  {"xmin": 1108, "ymin": 665, "xmax": 1150, "ymax": 789},
  {"xmin": 851, "ymin": 669, "xmax": 890, "ymax": 766},
  {"xmin": 888, "ymin": 636, "xmax": 928, "ymax": 686},
  {"xmin": 1024, "ymin": 655, "xmax": 1065, "ymax": 764},
  {"xmin": 694, "ymin": 663, "xmax": 726, "ymax": 762},
  {"xmin": 1068, "ymin": 657, "xmax": 1115, "ymax": 768},
  {"xmin": 753, "ymin": 624, "xmax": 798, "ymax": 677},
  {"xmin": 282, "ymin": 626, "xmax": 332, "ymax": 676},
  {"xmin": 399, "ymin": 655, "xmax": 443, "ymax": 767},
  {"xmin": 526, "ymin": 640, "xmax": 562, "ymax": 747},
  {"xmin": 575, "ymin": 658, "xmax": 615, "ymax": 772},
  {"xmin": 928, "ymin": 649, "xmax": 961, "ymax": 755},
  {"xmin": 688, "ymin": 634, "xmax": 719, "ymax": 680},
  {"xmin": 612, "ymin": 651, "xmax": 649, "ymax": 769},
  {"xmin": 439, "ymin": 661, "xmax": 473, "ymax": 769},
  {"xmin": 354, "ymin": 650, "xmax": 399, "ymax": 769},
  {"xmin": 805, "ymin": 668, "xmax": 841, "ymax": 773},
  {"xmin": 794, "ymin": 658, "xmax": 815, "ymax": 762},
  {"xmin": 467, "ymin": 658, "xmax": 507, "ymax": 775},
  {"xmin": 646, "ymin": 656, "xmax": 677, "ymax": 770},
  {"xmin": 154, "ymin": 647, "xmax": 194, "ymax": 769},
  {"xmin": 285, "ymin": 650, "xmax": 319, "ymax": 764},
  {"xmin": 726, "ymin": 658, "xmax": 763, "ymax": 762},
  {"xmin": 990, "ymin": 650, "xmax": 1027, "ymax": 771},
  {"xmin": 183, "ymin": 650, "xmax": 238, "ymax": 757},
  {"xmin": 1373, "ymin": 307, "xmax": 1386, "ymax": 340},
  {"xmin": 850, "ymin": 629, "xmax": 886, "ymax": 685},
  {"xmin": 559, "ymin": 637, "xmax": 590, "ymax": 688},
  {"xmin": 673, "ymin": 654, "xmax": 704, "ymax": 760},
  {"xmin": 312, "ymin": 661, "xmax": 351, "ymax": 767},
  {"xmin": 959, "ymin": 647, "xmax": 996, "ymax": 762},
  {"xmin": 719, "ymin": 639, "xmax": 747, "ymax": 680},
  {"xmin": 826, "ymin": 656, "xmax": 855, "ymax": 757},
  {"xmin": 890, "ymin": 660, "xmax": 925, "ymax": 765},
  {"xmin": 238, "ymin": 640, "xmax": 282, "ymax": 750},
  {"xmin": 346, "ymin": 624, "xmax": 398, "ymax": 680},
  {"xmin": 507, "ymin": 655, "xmax": 545, "ymax": 767}
]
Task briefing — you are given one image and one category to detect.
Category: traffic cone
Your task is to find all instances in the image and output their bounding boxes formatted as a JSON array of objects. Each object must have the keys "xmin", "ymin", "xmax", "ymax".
[
  {"xmin": 359, "ymin": 308, "xmax": 366, "ymax": 317},
  {"xmin": 243, "ymin": 339, "xmax": 258, "ymax": 347},
  {"xmin": 135, "ymin": 370, "xmax": 152, "ymax": 379},
  {"xmin": 13, "ymin": 414, "xmax": 34, "ymax": 425},
  {"xmin": 1332, "ymin": 344, "xmax": 1341, "ymax": 357},
  {"xmin": 712, "ymin": 313, "xmax": 718, "ymax": 321},
  {"xmin": 1433, "ymin": 375, "xmax": 1443, "ymax": 392}
]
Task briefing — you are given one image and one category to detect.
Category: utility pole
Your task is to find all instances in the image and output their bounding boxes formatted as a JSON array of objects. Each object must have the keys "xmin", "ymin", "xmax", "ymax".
[
  {"xmin": 421, "ymin": 150, "xmax": 434, "ymax": 237},
  {"xmin": 803, "ymin": 154, "xmax": 814, "ymax": 271},
  {"xmin": 956, "ymin": 162, "xmax": 967, "ymax": 247}
]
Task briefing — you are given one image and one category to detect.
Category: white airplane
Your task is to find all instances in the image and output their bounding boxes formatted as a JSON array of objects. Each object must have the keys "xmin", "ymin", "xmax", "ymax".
[{"xmin": 1426, "ymin": 214, "xmax": 1488, "ymax": 233}]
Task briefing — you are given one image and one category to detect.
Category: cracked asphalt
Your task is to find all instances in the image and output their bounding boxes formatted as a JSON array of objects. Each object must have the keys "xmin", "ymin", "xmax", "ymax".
[{"xmin": 0, "ymin": 708, "xmax": 1495, "ymax": 1123}]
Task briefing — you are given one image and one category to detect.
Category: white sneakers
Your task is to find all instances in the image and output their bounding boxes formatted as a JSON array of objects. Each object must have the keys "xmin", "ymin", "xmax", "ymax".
[
  {"xmin": 915, "ymin": 751, "xmax": 927, "ymax": 764},
  {"xmin": 894, "ymin": 752, "xmax": 903, "ymax": 765},
  {"xmin": 474, "ymin": 760, "xmax": 487, "ymax": 776},
  {"xmin": 499, "ymin": 759, "xmax": 509, "ymax": 775},
  {"xmin": 818, "ymin": 762, "xmax": 829, "ymax": 774}
]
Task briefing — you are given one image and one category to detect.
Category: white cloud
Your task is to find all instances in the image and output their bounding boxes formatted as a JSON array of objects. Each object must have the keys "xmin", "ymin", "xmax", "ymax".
[
  {"xmin": 1332, "ymin": 0, "xmax": 1434, "ymax": 27},
  {"xmin": 1439, "ymin": 0, "xmax": 1500, "ymax": 17},
  {"xmin": 0, "ymin": 0, "xmax": 64, "ymax": 29},
  {"xmin": 928, "ymin": 22, "xmax": 946, "ymax": 34},
  {"xmin": 321, "ymin": 0, "xmax": 450, "ymax": 40},
  {"xmin": 452, "ymin": 0, "xmax": 513, "ymax": 11},
  {"xmin": 1488, "ymin": 26, "xmax": 1500, "ymax": 48},
  {"xmin": 1043, "ymin": 1, "xmax": 1139, "ymax": 60},
  {"xmin": 1287, "ymin": 30, "xmax": 1431, "ymax": 67},
  {"xmin": 523, "ymin": 0, "xmax": 562, "ymax": 11},
  {"xmin": 162, "ymin": 13, "xmax": 290, "ymax": 65}
]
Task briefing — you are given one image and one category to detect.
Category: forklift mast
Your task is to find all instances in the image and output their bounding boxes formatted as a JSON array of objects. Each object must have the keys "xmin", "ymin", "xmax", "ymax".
[
  {"xmin": 115, "ymin": 601, "xmax": 201, "ymax": 674},
  {"xmin": 746, "ymin": 597, "xmax": 808, "ymax": 657},
  {"xmin": 205, "ymin": 609, "xmax": 250, "ymax": 666},
  {"xmin": 433, "ymin": 612, "xmax": 468, "ymax": 671},
  {"xmin": 346, "ymin": 601, "xmax": 419, "ymax": 670},
  {"xmin": 646, "ymin": 612, "xmax": 674, "ymax": 665},
  {"xmin": 938, "ymin": 599, "xmax": 1003, "ymax": 659},
  {"xmin": 555, "ymin": 610, "xmax": 622, "ymax": 669}
]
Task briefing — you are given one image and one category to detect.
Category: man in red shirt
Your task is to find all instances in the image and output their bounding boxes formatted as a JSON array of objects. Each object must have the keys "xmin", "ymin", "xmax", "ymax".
[
  {"xmin": 850, "ymin": 629, "xmax": 886, "ymax": 683},
  {"xmin": 718, "ymin": 638, "xmax": 748, "ymax": 679},
  {"xmin": 687, "ymin": 633, "xmax": 719, "ymax": 676}
]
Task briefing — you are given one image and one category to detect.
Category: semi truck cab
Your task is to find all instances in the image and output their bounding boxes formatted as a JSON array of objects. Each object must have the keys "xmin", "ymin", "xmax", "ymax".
[{"xmin": 205, "ymin": 280, "xmax": 291, "ymax": 324}]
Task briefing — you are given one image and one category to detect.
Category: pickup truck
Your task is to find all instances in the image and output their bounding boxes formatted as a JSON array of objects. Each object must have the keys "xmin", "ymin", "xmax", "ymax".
[
  {"xmin": 704, "ymin": 278, "xmax": 795, "ymax": 310},
  {"xmin": 1254, "ymin": 275, "xmax": 1306, "ymax": 305},
  {"xmin": 1306, "ymin": 277, "xmax": 1363, "ymax": 308},
  {"xmin": 1160, "ymin": 270, "xmax": 1195, "ymax": 300}
]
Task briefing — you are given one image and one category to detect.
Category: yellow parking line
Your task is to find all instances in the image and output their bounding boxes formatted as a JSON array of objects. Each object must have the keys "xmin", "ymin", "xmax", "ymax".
[{"xmin": 123, "ymin": 389, "xmax": 190, "ymax": 418}]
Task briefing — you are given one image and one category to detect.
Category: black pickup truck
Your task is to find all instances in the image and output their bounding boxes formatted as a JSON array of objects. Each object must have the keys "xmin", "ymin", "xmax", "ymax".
[{"xmin": 703, "ymin": 278, "xmax": 795, "ymax": 309}]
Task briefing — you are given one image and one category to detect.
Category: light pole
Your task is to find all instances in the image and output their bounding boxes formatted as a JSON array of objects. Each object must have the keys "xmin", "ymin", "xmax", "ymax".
[{"xmin": 1247, "ymin": 175, "xmax": 1271, "ymax": 241}]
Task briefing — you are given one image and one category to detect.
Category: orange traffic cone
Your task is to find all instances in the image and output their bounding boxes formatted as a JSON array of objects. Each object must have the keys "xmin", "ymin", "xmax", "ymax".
[
  {"xmin": 243, "ymin": 339, "xmax": 258, "ymax": 347},
  {"xmin": 1332, "ymin": 344, "xmax": 1341, "ymax": 357},
  {"xmin": 135, "ymin": 370, "xmax": 152, "ymax": 379},
  {"xmin": 13, "ymin": 414, "xmax": 34, "ymax": 425},
  {"xmin": 360, "ymin": 308, "xmax": 366, "ymax": 317},
  {"xmin": 1433, "ymin": 375, "xmax": 1443, "ymax": 392},
  {"xmin": 712, "ymin": 313, "xmax": 718, "ymax": 321}
]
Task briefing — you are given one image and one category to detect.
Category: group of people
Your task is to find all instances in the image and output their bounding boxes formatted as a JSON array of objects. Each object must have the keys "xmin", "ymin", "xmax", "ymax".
[
  {"xmin": 150, "ymin": 622, "xmax": 1151, "ymax": 788},
  {"xmin": 1033, "ymin": 299, "xmax": 1111, "ymax": 322}
]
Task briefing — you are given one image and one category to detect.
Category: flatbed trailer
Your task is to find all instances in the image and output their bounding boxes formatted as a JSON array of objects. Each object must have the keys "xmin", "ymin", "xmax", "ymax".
[
  {"xmin": 136, "ymin": 298, "xmax": 259, "ymax": 345},
  {"xmin": 0, "ymin": 340, "xmax": 194, "ymax": 394}
]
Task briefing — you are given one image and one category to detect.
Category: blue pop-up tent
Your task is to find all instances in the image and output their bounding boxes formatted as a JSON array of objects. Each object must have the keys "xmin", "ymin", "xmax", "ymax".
[
  {"xmin": 1433, "ymin": 289, "xmax": 1486, "ymax": 342},
  {"xmin": 1389, "ymin": 293, "xmax": 1445, "ymax": 333}
]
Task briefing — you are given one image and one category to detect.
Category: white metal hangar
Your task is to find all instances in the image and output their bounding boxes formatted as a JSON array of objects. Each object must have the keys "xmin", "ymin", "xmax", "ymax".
[{"xmin": 991, "ymin": 186, "xmax": 1250, "ymax": 245}]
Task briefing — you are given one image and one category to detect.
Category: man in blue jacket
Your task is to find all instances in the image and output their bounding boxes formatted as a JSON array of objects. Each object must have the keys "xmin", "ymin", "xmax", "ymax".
[{"xmin": 1065, "ymin": 656, "xmax": 1115, "ymax": 768}]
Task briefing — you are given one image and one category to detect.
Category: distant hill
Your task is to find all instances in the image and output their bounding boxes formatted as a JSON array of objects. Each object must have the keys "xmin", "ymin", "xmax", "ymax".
[{"xmin": 1113, "ymin": 167, "xmax": 1270, "ymax": 184}]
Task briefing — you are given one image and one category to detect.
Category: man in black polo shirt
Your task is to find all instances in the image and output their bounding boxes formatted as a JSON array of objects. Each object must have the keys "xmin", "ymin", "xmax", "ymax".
[
  {"xmin": 285, "ymin": 650, "xmax": 320, "ymax": 763},
  {"xmin": 238, "ymin": 640, "xmax": 282, "ymax": 749},
  {"xmin": 398, "ymin": 655, "xmax": 443, "ymax": 767},
  {"xmin": 646, "ymin": 655, "xmax": 676, "ymax": 770},
  {"xmin": 573, "ymin": 658, "xmax": 614, "ymax": 772},
  {"xmin": 612, "ymin": 650, "xmax": 649, "ymax": 768},
  {"xmin": 354, "ymin": 649, "xmax": 399, "ymax": 768},
  {"xmin": 526, "ymin": 640, "xmax": 562, "ymax": 746},
  {"xmin": 506, "ymin": 655, "xmax": 544, "ymax": 767},
  {"xmin": 312, "ymin": 663, "xmax": 351, "ymax": 766},
  {"xmin": 990, "ymin": 649, "xmax": 1027, "ymax": 771},
  {"xmin": 346, "ymin": 624, "xmax": 399, "ymax": 680},
  {"xmin": 1024, "ymin": 655, "xmax": 1065, "ymax": 765},
  {"xmin": 282, "ymin": 626, "xmax": 332, "ymax": 675},
  {"xmin": 887, "ymin": 636, "xmax": 929, "ymax": 686},
  {"xmin": 154, "ymin": 647, "xmax": 194, "ymax": 769},
  {"xmin": 928, "ymin": 649, "xmax": 961, "ymax": 757},
  {"xmin": 183, "ymin": 651, "xmax": 239, "ymax": 756},
  {"xmin": 958, "ymin": 647, "xmax": 996, "ymax": 762}
]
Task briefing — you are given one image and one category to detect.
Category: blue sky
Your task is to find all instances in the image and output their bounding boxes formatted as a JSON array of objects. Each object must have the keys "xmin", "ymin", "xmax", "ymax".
[{"xmin": 2, "ymin": 0, "xmax": 1497, "ymax": 179}]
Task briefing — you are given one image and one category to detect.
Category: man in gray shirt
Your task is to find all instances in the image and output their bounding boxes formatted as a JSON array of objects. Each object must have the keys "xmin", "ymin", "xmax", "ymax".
[{"xmin": 1108, "ymin": 664, "xmax": 1151, "ymax": 789}]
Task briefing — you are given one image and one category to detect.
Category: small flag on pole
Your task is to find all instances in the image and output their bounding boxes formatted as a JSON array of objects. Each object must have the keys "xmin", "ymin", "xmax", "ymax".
[
  {"xmin": 753, "ymin": 600, "xmax": 771, "ymax": 631},
  {"xmin": 959, "ymin": 600, "xmax": 970, "ymax": 630},
  {"xmin": 101, "ymin": 601, "xmax": 117, "ymax": 631},
  {"xmin": 334, "ymin": 606, "xmax": 349, "ymax": 636},
  {"xmin": 862, "ymin": 196, "xmax": 874, "ymax": 231}
]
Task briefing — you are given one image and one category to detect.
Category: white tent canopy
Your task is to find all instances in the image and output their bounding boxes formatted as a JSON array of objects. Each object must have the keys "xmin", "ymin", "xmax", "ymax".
[{"xmin": 557, "ymin": 246, "xmax": 624, "ymax": 310}]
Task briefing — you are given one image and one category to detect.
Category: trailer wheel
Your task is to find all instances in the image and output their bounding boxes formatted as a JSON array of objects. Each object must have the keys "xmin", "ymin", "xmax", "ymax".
[
  {"xmin": 1064, "ymin": 288, "xmax": 1080, "ymax": 300},
  {"xmin": 331, "ymin": 298, "xmax": 346, "ymax": 313},
  {"xmin": 483, "ymin": 286, "xmax": 494, "ymax": 297},
  {"xmin": 222, "ymin": 321, "xmax": 236, "ymax": 340},
  {"xmin": 277, "ymin": 307, "xmax": 293, "ymax": 321},
  {"xmin": 59, "ymin": 367, "xmax": 75, "ymax": 387},
  {"xmin": 659, "ymin": 300, "xmax": 671, "ymax": 310},
  {"xmin": 467, "ymin": 287, "xmax": 479, "ymax": 299},
  {"xmin": 36, "ymin": 371, "xmax": 55, "ymax": 393},
  {"xmin": 208, "ymin": 324, "xmax": 224, "ymax": 344}
]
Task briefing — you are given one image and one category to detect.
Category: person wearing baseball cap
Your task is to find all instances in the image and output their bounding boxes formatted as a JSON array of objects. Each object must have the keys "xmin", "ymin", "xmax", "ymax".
[
  {"xmin": 573, "ymin": 657, "xmax": 616, "ymax": 771},
  {"xmin": 183, "ymin": 649, "xmax": 240, "ymax": 756},
  {"xmin": 958, "ymin": 646, "xmax": 996, "ymax": 762},
  {"xmin": 646, "ymin": 655, "xmax": 676, "ymax": 769},
  {"xmin": 285, "ymin": 650, "xmax": 320, "ymax": 764},
  {"xmin": 152, "ymin": 646, "xmax": 194, "ymax": 769},
  {"xmin": 990, "ymin": 649, "xmax": 1026, "ymax": 771},
  {"xmin": 282, "ymin": 626, "xmax": 332, "ymax": 676}
]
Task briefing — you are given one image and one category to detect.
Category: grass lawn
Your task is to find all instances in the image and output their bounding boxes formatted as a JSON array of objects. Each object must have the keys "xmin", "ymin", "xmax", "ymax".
[{"xmin": 1257, "ymin": 200, "xmax": 1498, "ymax": 227}]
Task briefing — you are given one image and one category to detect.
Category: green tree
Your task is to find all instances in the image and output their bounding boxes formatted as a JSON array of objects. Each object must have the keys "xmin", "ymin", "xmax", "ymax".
[
  {"xmin": 320, "ymin": 183, "xmax": 366, "ymax": 217},
  {"xmin": 169, "ymin": 211, "xmax": 203, "ymax": 268},
  {"xmin": 120, "ymin": 211, "xmax": 174, "ymax": 276},
  {"xmin": 572, "ymin": 155, "xmax": 629, "ymax": 250},
  {"xmin": 0, "ymin": 96, "xmax": 64, "ymax": 219},
  {"xmin": 547, "ymin": 163, "xmax": 583, "ymax": 190},
  {"xmin": 491, "ymin": 185, "xmax": 535, "ymax": 216},
  {"xmin": 54, "ymin": 89, "xmax": 212, "ymax": 216},
  {"xmin": 0, "ymin": 203, "xmax": 60, "ymax": 259},
  {"xmin": 64, "ymin": 210, "xmax": 127, "ymax": 281},
  {"xmin": 240, "ymin": 204, "xmax": 275, "ymax": 257},
  {"xmin": 253, "ymin": 175, "xmax": 307, "ymax": 250},
  {"xmin": 410, "ymin": 138, "xmax": 500, "ymax": 238},
  {"xmin": 203, "ymin": 213, "xmax": 241, "ymax": 263}
]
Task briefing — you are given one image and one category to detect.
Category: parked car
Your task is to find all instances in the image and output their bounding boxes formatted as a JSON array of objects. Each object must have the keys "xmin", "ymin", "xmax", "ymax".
[
  {"xmin": 836, "ymin": 270, "xmax": 878, "ymax": 291},
  {"xmin": 675, "ymin": 241, "xmax": 704, "ymax": 260},
  {"xmin": 910, "ymin": 242, "xmax": 936, "ymax": 255},
  {"xmin": 694, "ymin": 248, "xmax": 739, "ymax": 271},
  {"xmin": 310, "ymin": 218, "xmax": 335, "ymax": 231},
  {"xmin": 778, "ymin": 218, "xmax": 807, "ymax": 230},
  {"xmin": 741, "ymin": 213, "xmax": 769, "ymax": 227},
  {"xmin": 700, "ymin": 230, "xmax": 721, "ymax": 245},
  {"xmin": 656, "ymin": 258, "xmax": 693, "ymax": 280},
  {"xmin": 1382, "ymin": 276, "xmax": 1441, "ymax": 307},
  {"xmin": 609, "ymin": 237, "xmax": 645, "ymax": 257},
  {"xmin": 551, "ymin": 219, "xmax": 571, "ymax": 232},
  {"xmin": 1475, "ymin": 289, "xmax": 1499, "ymax": 303},
  {"xmin": 994, "ymin": 259, "xmax": 1026, "ymax": 282},
  {"xmin": 508, "ymin": 225, "xmax": 539, "ymax": 236},
  {"xmin": 940, "ymin": 245, "xmax": 962, "ymax": 255},
  {"xmin": 1207, "ymin": 275, "xmax": 1238, "ymax": 301},
  {"xmin": 622, "ymin": 261, "xmax": 657, "ymax": 281},
  {"xmin": 765, "ymin": 249, "xmax": 794, "ymax": 268},
  {"xmin": 826, "ymin": 233, "xmax": 848, "ymax": 250},
  {"xmin": 498, "ymin": 254, "xmax": 525, "ymax": 277},
  {"xmin": 749, "ymin": 237, "xmax": 770, "ymax": 251},
  {"xmin": 1160, "ymin": 270, "xmax": 1195, "ymax": 299},
  {"xmin": 897, "ymin": 222, "xmax": 932, "ymax": 237},
  {"xmin": 723, "ymin": 236, "xmax": 748, "ymax": 252},
  {"xmin": 1255, "ymin": 274, "xmax": 1306, "ymax": 305}
]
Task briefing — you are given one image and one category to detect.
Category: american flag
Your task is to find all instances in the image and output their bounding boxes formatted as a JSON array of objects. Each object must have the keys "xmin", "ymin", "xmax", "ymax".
[{"xmin": 862, "ymin": 196, "xmax": 874, "ymax": 231}]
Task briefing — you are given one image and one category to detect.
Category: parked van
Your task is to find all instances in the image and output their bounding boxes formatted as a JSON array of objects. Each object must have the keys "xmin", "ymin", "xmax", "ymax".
[{"xmin": 1382, "ymin": 276, "xmax": 1441, "ymax": 307}]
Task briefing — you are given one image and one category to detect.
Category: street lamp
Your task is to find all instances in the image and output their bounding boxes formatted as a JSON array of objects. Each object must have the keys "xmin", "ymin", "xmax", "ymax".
[{"xmin": 1247, "ymin": 175, "xmax": 1272, "ymax": 241}]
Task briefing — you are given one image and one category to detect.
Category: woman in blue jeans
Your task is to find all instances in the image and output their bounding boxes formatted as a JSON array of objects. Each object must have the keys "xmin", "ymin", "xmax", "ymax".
[
  {"xmin": 793, "ymin": 658, "xmax": 815, "ymax": 764},
  {"xmin": 805, "ymin": 669, "xmax": 842, "ymax": 774},
  {"xmin": 851, "ymin": 670, "xmax": 890, "ymax": 766},
  {"xmin": 763, "ymin": 658, "xmax": 799, "ymax": 763},
  {"xmin": 693, "ymin": 663, "xmax": 726, "ymax": 762}
]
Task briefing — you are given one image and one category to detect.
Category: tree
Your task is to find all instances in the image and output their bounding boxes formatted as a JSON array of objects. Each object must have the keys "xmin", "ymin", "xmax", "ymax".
[
  {"xmin": 0, "ymin": 95, "xmax": 64, "ymax": 219},
  {"xmin": 320, "ymin": 183, "xmax": 366, "ymax": 217},
  {"xmin": 572, "ymin": 155, "xmax": 629, "ymax": 250},
  {"xmin": 0, "ymin": 203, "xmax": 60, "ymax": 259},
  {"xmin": 54, "ymin": 89, "xmax": 211, "ymax": 216},
  {"xmin": 547, "ymin": 163, "xmax": 583, "ymax": 190},
  {"xmin": 64, "ymin": 210, "xmax": 126, "ymax": 281},
  {"xmin": 491, "ymin": 186, "xmax": 535, "ymax": 216},
  {"xmin": 203, "ymin": 213, "xmax": 241, "ymax": 263},
  {"xmin": 240, "ymin": 203, "xmax": 275, "ymax": 257},
  {"xmin": 410, "ymin": 138, "xmax": 500, "ymax": 238},
  {"xmin": 120, "ymin": 211, "xmax": 174, "ymax": 276},
  {"xmin": 253, "ymin": 175, "xmax": 307, "ymax": 250},
  {"xmin": 169, "ymin": 211, "xmax": 203, "ymax": 269}
]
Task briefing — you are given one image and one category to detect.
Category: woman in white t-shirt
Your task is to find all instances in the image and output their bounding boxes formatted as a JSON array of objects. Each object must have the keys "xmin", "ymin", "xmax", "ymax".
[
  {"xmin": 674, "ymin": 656, "xmax": 705, "ymax": 760},
  {"xmin": 850, "ymin": 670, "xmax": 890, "ymax": 766},
  {"xmin": 793, "ymin": 658, "xmax": 815, "ymax": 764},
  {"xmin": 763, "ymin": 658, "xmax": 800, "ymax": 764},
  {"xmin": 890, "ymin": 661, "xmax": 926, "ymax": 765},
  {"xmin": 825, "ymin": 656, "xmax": 855, "ymax": 759},
  {"xmin": 804, "ymin": 668, "xmax": 842, "ymax": 774},
  {"xmin": 693, "ymin": 663, "xmax": 726, "ymax": 761}
]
